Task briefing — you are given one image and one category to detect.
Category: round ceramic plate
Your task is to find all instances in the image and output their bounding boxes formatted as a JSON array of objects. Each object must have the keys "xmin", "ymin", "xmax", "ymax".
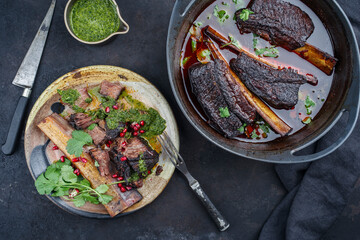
[{"xmin": 24, "ymin": 65, "xmax": 179, "ymax": 218}]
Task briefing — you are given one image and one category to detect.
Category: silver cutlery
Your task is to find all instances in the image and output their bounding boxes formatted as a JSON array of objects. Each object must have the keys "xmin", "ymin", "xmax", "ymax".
[{"xmin": 157, "ymin": 132, "xmax": 230, "ymax": 231}]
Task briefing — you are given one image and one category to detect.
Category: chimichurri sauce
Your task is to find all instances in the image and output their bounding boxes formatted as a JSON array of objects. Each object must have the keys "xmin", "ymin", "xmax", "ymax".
[{"xmin": 69, "ymin": 0, "xmax": 120, "ymax": 42}]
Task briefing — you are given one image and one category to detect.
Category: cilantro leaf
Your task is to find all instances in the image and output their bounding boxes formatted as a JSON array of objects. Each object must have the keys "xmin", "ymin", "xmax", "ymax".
[
  {"xmin": 73, "ymin": 196, "xmax": 86, "ymax": 207},
  {"xmin": 305, "ymin": 96, "xmax": 315, "ymax": 108},
  {"xmin": 239, "ymin": 9, "xmax": 254, "ymax": 21},
  {"xmin": 66, "ymin": 130, "xmax": 93, "ymax": 157},
  {"xmin": 35, "ymin": 173, "xmax": 56, "ymax": 195},
  {"xmin": 251, "ymin": 131, "xmax": 259, "ymax": 139},
  {"xmin": 95, "ymin": 184, "xmax": 109, "ymax": 194},
  {"xmin": 66, "ymin": 139, "xmax": 85, "ymax": 157},
  {"xmin": 238, "ymin": 123, "xmax": 247, "ymax": 134},
  {"xmin": 52, "ymin": 186, "xmax": 70, "ymax": 197},
  {"xmin": 99, "ymin": 194, "xmax": 113, "ymax": 205},
  {"xmin": 221, "ymin": 34, "xmax": 242, "ymax": 50},
  {"xmin": 44, "ymin": 164, "xmax": 61, "ymax": 183},
  {"xmin": 219, "ymin": 107, "xmax": 230, "ymax": 118},
  {"xmin": 72, "ymin": 130, "xmax": 93, "ymax": 144},
  {"xmin": 214, "ymin": 5, "xmax": 230, "ymax": 23},
  {"xmin": 87, "ymin": 123, "xmax": 96, "ymax": 130},
  {"xmin": 61, "ymin": 165, "xmax": 78, "ymax": 183},
  {"xmin": 80, "ymin": 179, "xmax": 91, "ymax": 187}
]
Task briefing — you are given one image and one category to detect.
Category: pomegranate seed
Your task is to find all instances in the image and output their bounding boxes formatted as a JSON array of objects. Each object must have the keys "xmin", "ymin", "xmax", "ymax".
[
  {"xmin": 120, "ymin": 156, "xmax": 127, "ymax": 161},
  {"xmin": 106, "ymin": 143, "xmax": 110, "ymax": 147},
  {"xmin": 122, "ymin": 128, "xmax": 128, "ymax": 133},
  {"xmin": 125, "ymin": 186, "xmax": 132, "ymax": 191},
  {"xmin": 135, "ymin": 123, "xmax": 140, "ymax": 129},
  {"xmin": 52, "ymin": 145, "xmax": 59, "ymax": 150},
  {"xmin": 120, "ymin": 132, "xmax": 125, "ymax": 137},
  {"xmin": 120, "ymin": 186, "xmax": 126, "ymax": 192},
  {"xmin": 112, "ymin": 105, "xmax": 119, "ymax": 110},
  {"xmin": 121, "ymin": 147, "xmax": 125, "ymax": 152},
  {"xmin": 108, "ymin": 140, "xmax": 113, "ymax": 144},
  {"xmin": 133, "ymin": 127, "xmax": 139, "ymax": 131},
  {"xmin": 73, "ymin": 169, "xmax": 80, "ymax": 175},
  {"xmin": 148, "ymin": 170, "xmax": 151, "ymax": 174},
  {"xmin": 140, "ymin": 120, "xmax": 145, "ymax": 126},
  {"xmin": 129, "ymin": 124, "xmax": 134, "ymax": 129},
  {"xmin": 60, "ymin": 156, "xmax": 66, "ymax": 162},
  {"xmin": 133, "ymin": 132, "xmax": 138, "ymax": 136},
  {"xmin": 72, "ymin": 158, "xmax": 79, "ymax": 162},
  {"xmin": 105, "ymin": 107, "xmax": 110, "ymax": 113},
  {"xmin": 118, "ymin": 183, "xmax": 123, "ymax": 188},
  {"xmin": 122, "ymin": 141, "xmax": 127, "ymax": 146},
  {"xmin": 139, "ymin": 130, "xmax": 145, "ymax": 134},
  {"xmin": 81, "ymin": 158, "xmax": 87, "ymax": 163},
  {"xmin": 117, "ymin": 176, "xmax": 124, "ymax": 181},
  {"xmin": 112, "ymin": 174, "xmax": 118, "ymax": 178}
]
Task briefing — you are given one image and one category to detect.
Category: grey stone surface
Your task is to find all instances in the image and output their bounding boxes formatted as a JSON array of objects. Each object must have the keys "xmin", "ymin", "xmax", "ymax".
[{"xmin": 0, "ymin": 0, "xmax": 359, "ymax": 239}]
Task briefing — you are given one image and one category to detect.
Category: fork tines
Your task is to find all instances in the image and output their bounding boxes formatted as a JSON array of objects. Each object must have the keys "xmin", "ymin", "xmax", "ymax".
[{"xmin": 157, "ymin": 132, "xmax": 184, "ymax": 167}]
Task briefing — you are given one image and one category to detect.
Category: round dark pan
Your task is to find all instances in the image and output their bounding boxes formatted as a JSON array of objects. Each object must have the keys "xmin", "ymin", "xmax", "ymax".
[{"xmin": 167, "ymin": 0, "xmax": 360, "ymax": 163}]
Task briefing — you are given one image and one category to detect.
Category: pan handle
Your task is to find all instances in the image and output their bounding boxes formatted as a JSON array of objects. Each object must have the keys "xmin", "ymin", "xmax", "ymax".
[
  {"xmin": 287, "ymin": 77, "xmax": 359, "ymax": 163},
  {"xmin": 172, "ymin": 0, "xmax": 197, "ymax": 17}
]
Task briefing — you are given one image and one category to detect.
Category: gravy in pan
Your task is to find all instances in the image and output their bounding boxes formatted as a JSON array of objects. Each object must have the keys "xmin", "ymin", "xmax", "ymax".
[{"xmin": 180, "ymin": 0, "xmax": 334, "ymax": 142}]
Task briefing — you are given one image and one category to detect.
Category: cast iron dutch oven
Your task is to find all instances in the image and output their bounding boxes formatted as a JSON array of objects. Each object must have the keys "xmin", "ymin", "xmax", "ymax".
[{"xmin": 166, "ymin": 0, "xmax": 360, "ymax": 163}]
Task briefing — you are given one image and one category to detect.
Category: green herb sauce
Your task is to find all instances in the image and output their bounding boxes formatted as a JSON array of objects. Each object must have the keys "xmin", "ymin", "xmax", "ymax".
[{"xmin": 69, "ymin": 0, "xmax": 120, "ymax": 42}]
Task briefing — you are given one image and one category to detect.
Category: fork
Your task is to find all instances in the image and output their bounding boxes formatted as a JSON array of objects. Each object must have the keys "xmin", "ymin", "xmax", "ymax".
[{"xmin": 157, "ymin": 132, "xmax": 230, "ymax": 231}]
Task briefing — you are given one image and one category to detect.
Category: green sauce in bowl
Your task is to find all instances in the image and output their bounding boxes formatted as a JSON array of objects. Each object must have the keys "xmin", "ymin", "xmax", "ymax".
[{"xmin": 69, "ymin": 0, "xmax": 120, "ymax": 42}]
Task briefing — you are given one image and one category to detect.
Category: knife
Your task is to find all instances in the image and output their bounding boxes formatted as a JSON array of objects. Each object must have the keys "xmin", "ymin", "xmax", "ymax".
[{"xmin": 1, "ymin": 0, "xmax": 56, "ymax": 155}]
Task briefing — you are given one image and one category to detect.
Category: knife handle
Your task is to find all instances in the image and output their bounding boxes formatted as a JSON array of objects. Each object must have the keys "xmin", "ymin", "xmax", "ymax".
[
  {"xmin": 2, "ymin": 94, "xmax": 29, "ymax": 155},
  {"xmin": 191, "ymin": 182, "xmax": 230, "ymax": 231}
]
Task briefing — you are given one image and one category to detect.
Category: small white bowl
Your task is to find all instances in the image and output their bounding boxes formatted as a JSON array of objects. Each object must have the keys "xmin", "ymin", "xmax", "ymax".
[{"xmin": 64, "ymin": 0, "xmax": 129, "ymax": 45}]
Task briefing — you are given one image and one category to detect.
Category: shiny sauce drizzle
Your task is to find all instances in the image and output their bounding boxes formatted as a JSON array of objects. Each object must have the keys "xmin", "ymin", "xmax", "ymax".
[{"xmin": 180, "ymin": 0, "xmax": 334, "ymax": 142}]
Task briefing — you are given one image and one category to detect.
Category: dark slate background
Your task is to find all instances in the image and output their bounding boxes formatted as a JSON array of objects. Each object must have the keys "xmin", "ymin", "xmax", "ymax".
[{"xmin": 0, "ymin": 0, "xmax": 359, "ymax": 239}]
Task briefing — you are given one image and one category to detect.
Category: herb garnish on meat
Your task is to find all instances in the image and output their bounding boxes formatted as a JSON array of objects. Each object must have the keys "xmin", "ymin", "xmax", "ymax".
[
  {"xmin": 66, "ymin": 130, "xmax": 93, "ymax": 157},
  {"xmin": 35, "ymin": 158, "xmax": 112, "ymax": 207}
]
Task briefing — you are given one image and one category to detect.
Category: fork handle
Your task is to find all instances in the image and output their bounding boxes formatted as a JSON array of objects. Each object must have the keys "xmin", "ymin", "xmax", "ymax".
[{"xmin": 191, "ymin": 182, "xmax": 230, "ymax": 231}]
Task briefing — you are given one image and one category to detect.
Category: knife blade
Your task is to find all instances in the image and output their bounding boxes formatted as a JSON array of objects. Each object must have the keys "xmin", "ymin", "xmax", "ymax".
[{"xmin": 2, "ymin": 0, "xmax": 56, "ymax": 155}]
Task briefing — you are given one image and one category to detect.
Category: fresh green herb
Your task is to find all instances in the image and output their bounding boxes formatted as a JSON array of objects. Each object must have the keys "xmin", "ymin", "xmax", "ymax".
[
  {"xmin": 221, "ymin": 34, "xmax": 242, "ymax": 50},
  {"xmin": 305, "ymin": 96, "xmax": 315, "ymax": 108},
  {"xmin": 238, "ymin": 9, "xmax": 254, "ymax": 21},
  {"xmin": 85, "ymin": 98, "xmax": 92, "ymax": 103},
  {"xmin": 58, "ymin": 89, "xmax": 80, "ymax": 105},
  {"xmin": 181, "ymin": 56, "xmax": 191, "ymax": 69},
  {"xmin": 255, "ymin": 46, "xmax": 279, "ymax": 57},
  {"xmin": 35, "ymin": 159, "xmax": 112, "ymax": 207},
  {"xmin": 219, "ymin": 107, "xmax": 230, "ymax": 118},
  {"xmin": 138, "ymin": 155, "xmax": 148, "ymax": 177},
  {"xmin": 213, "ymin": 5, "xmax": 230, "ymax": 23},
  {"xmin": 251, "ymin": 130, "xmax": 259, "ymax": 139},
  {"xmin": 72, "ymin": 105, "xmax": 86, "ymax": 113},
  {"xmin": 321, "ymin": 98, "xmax": 325, "ymax": 102},
  {"xmin": 238, "ymin": 123, "xmax": 247, "ymax": 134},
  {"xmin": 305, "ymin": 96, "xmax": 315, "ymax": 115},
  {"xmin": 222, "ymin": 2, "xmax": 229, "ymax": 6},
  {"xmin": 252, "ymin": 34, "xmax": 279, "ymax": 58},
  {"xmin": 87, "ymin": 123, "xmax": 97, "ymax": 130},
  {"xmin": 94, "ymin": 160, "xmax": 100, "ymax": 167},
  {"xmin": 194, "ymin": 21, "xmax": 203, "ymax": 27},
  {"xmin": 197, "ymin": 49, "xmax": 211, "ymax": 63},
  {"xmin": 66, "ymin": 130, "xmax": 93, "ymax": 157},
  {"xmin": 191, "ymin": 39, "xmax": 197, "ymax": 53},
  {"xmin": 302, "ymin": 117, "xmax": 312, "ymax": 124},
  {"xmin": 259, "ymin": 123, "xmax": 270, "ymax": 134}
]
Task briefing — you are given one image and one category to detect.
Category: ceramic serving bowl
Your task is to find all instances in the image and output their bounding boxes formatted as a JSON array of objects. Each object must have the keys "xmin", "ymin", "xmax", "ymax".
[
  {"xmin": 64, "ymin": 0, "xmax": 129, "ymax": 45},
  {"xmin": 24, "ymin": 65, "xmax": 179, "ymax": 218}
]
